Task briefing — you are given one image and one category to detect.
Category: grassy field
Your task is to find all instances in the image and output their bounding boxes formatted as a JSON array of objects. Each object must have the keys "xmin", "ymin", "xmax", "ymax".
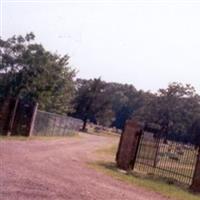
[{"xmin": 90, "ymin": 143, "xmax": 200, "ymax": 200}]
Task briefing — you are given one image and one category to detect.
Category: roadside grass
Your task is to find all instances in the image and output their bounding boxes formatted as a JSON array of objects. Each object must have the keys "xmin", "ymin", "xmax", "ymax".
[
  {"xmin": 0, "ymin": 132, "xmax": 81, "ymax": 141},
  {"xmin": 95, "ymin": 144, "xmax": 118, "ymax": 155},
  {"xmin": 89, "ymin": 144, "xmax": 200, "ymax": 200}
]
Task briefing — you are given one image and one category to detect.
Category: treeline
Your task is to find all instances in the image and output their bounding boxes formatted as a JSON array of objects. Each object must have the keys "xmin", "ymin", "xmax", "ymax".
[
  {"xmin": 0, "ymin": 33, "xmax": 200, "ymax": 144},
  {"xmin": 72, "ymin": 79, "xmax": 200, "ymax": 145}
]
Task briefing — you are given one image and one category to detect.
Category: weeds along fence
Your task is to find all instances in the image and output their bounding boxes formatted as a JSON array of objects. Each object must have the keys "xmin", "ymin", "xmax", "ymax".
[
  {"xmin": 134, "ymin": 131, "xmax": 199, "ymax": 186},
  {"xmin": 33, "ymin": 110, "xmax": 83, "ymax": 136}
]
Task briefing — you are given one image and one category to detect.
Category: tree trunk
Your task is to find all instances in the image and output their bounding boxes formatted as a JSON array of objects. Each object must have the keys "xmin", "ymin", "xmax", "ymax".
[{"xmin": 81, "ymin": 118, "xmax": 87, "ymax": 132}]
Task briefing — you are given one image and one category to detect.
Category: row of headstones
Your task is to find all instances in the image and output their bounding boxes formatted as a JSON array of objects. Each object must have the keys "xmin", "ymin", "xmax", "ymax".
[{"xmin": 116, "ymin": 120, "xmax": 200, "ymax": 193}]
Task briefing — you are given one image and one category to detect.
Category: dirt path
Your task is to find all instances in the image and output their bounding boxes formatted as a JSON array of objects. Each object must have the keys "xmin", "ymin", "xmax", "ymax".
[{"xmin": 0, "ymin": 134, "xmax": 169, "ymax": 200}]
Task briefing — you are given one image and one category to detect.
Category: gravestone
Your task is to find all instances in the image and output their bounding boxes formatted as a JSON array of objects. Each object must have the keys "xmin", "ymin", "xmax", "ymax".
[{"xmin": 116, "ymin": 120, "xmax": 142, "ymax": 170}]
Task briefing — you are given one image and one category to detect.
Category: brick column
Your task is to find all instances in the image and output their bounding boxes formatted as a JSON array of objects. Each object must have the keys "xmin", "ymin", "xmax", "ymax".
[
  {"xmin": 191, "ymin": 148, "xmax": 200, "ymax": 193},
  {"xmin": 116, "ymin": 120, "xmax": 142, "ymax": 170}
]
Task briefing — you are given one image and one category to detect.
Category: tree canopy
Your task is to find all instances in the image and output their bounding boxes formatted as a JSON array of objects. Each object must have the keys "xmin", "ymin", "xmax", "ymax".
[
  {"xmin": 0, "ymin": 33, "xmax": 76, "ymax": 113},
  {"xmin": 72, "ymin": 78, "xmax": 113, "ymax": 131},
  {"xmin": 134, "ymin": 83, "xmax": 200, "ymax": 143}
]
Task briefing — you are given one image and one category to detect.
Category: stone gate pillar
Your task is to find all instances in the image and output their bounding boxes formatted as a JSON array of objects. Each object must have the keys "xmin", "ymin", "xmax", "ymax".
[
  {"xmin": 116, "ymin": 120, "xmax": 142, "ymax": 170},
  {"xmin": 191, "ymin": 148, "xmax": 200, "ymax": 193}
]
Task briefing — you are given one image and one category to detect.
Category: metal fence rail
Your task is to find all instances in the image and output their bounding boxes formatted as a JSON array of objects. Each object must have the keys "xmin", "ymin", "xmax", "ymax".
[
  {"xmin": 134, "ymin": 131, "xmax": 199, "ymax": 185},
  {"xmin": 33, "ymin": 110, "xmax": 83, "ymax": 136}
]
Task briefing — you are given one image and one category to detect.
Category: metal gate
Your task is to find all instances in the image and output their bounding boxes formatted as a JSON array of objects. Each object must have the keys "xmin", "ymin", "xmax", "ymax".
[
  {"xmin": 133, "ymin": 131, "xmax": 199, "ymax": 185},
  {"xmin": 0, "ymin": 97, "xmax": 38, "ymax": 136}
]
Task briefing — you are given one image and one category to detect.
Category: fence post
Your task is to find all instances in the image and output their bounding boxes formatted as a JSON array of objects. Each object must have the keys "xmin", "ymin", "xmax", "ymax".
[
  {"xmin": 116, "ymin": 120, "xmax": 142, "ymax": 170},
  {"xmin": 28, "ymin": 103, "xmax": 38, "ymax": 137},
  {"xmin": 191, "ymin": 148, "xmax": 200, "ymax": 193},
  {"xmin": 8, "ymin": 97, "xmax": 19, "ymax": 136}
]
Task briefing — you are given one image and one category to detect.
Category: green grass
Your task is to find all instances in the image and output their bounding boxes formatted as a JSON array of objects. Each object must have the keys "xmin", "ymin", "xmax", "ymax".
[
  {"xmin": 96, "ymin": 144, "xmax": 118, "ymax": 155},
  {"xmin": 90, "ymin": 144, "xmax": 200, "ymax": 200}
]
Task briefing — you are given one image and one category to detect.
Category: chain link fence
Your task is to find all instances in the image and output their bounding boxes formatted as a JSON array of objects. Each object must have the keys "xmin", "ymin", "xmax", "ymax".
[{"xmin": 33, "ymin": 110, "xmax": 83, "ymax": 136}]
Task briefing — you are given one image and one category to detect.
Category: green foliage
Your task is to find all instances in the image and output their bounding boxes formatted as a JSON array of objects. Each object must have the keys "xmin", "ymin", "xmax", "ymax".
[
  {"xmin": 72, "ymin": 78, "xmax": 114, "ymax": 130},
  {"xmin": 105, "ymin": 82, "xmax": 147, "ymax": 129},
  {"xmin": 73, "ymin": 80, "xmax": 149, "ymax": 130},
  {"xmin": 0, "ymin": 33, "xmax": 76, "ymax": 114},
  {"xmin": 134, "ymin": 82, "xmax": 200, "ymax": 143}
]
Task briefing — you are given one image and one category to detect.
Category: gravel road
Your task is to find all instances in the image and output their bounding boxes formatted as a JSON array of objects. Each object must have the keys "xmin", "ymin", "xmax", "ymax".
[{"xmin": 0, "ymin": 134, "xmax": 169, "ymax": 200}]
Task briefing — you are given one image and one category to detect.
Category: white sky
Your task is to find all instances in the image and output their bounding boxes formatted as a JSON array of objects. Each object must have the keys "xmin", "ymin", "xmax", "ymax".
[{"xmin": 1, "ymin": 0, "xmax": 200, "ymax": 93}]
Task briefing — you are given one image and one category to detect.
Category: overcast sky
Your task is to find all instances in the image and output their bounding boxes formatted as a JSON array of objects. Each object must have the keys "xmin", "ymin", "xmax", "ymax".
[{"xmin": 1, "ymin": 0, "xmax": 200, "ymax": 93}]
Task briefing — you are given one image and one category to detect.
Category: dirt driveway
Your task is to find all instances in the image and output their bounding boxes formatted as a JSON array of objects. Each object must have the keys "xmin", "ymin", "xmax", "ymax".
[{"xmin": 0, "ymin": 134, "xmax": 169, "ymax": 200}]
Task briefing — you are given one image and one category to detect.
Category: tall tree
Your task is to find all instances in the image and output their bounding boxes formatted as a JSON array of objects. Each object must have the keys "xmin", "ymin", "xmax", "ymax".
[
  {"xmin": 72, "ymin": 78, "xmax": 113, "ymax": 131},
  {"xmin": 134, "ymin": 82, "xmax": 200, "ymax": 143},
  {"xmin": 73, "ymin": 79, "xmax": 155, "ymax": 130},
  {"xmin": 105, "ymin": 83, "xmax": 148, "ymax": 129},
  {"xmin": 0, "ymin": 33, "xmax": 76, "ymax": 114}
]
